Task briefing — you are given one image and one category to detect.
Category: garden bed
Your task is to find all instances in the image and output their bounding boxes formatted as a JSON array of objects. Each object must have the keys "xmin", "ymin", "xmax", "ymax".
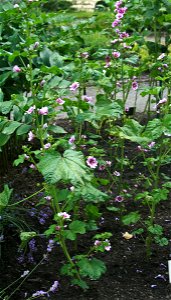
[{"xmin": 1, "ymin": 133, "xmax": 171, "ymax": 300}]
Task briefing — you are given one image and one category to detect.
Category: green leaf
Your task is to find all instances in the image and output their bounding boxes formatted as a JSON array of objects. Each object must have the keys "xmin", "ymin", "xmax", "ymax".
[
  {"xmin": 75, "ymin": 182, "xmax": 108, "ymax": 203},
  {"xmin": 0, "ymin": 71, "xmax": 12, "ymax": 86},
  {"xmin": 0, "ymin": 101, "xmax": 13, "ymax": 114},
  {"xmin": 71, "ymin": 279, "xmax": 89, "ymax": 290},
  {"xmin": 143, "ymin": 119, "xmax": 163, "ymax": 139},
  {"xmin": 69, "ymin": 220, "xmax": 86, "ymax": 234},
  {"xmin": 38, "ymin": 150, "xmax": 90, "ymax": 184},
  {"xmin": 63, "ymin": 230, "xmax": 76, "ymax": 240},
  {"xmin": 2, "ymin": 121, "xmax": 21, "ymax": 135},
  {"xmin": 0, "ymin": 133, "xmax": 10, "ymax": 146},
  {"xmin": 16, "ymin": 124, "xmax": 31, "ymax": 135},
  {"xmin": 13, "ymin": 154, "xmax": 25, "ymax": 166},
  {"xmin": 119, "ymin": 119, "xmax": 149, "ymax": 143},
  {"xmin": 48, "ymin": 125, "xmax": 67, "ymax": 134},
  {"xmin": 148, "ymin": 224, "xmax": 163, "ymax": 236},
  {"xmin": 122, "ymin": 211, "xmax": 141, "ymax": 225},
  {"xmin": 0, "ymin": 185, "xmax": 13, "ymax": 210},
  {"xmin": 20, "ymin": 231, "xmax": 37, "ymax": 249},
  {"xmin": 77, "ymin": 258, "xmax": 106, "ymax": 280}
]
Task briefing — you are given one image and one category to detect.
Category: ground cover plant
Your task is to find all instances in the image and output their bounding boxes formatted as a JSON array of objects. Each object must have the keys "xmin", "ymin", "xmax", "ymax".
[{"xmin": 0, "ymin": 0, "xmax": 171, "ymax": 299}]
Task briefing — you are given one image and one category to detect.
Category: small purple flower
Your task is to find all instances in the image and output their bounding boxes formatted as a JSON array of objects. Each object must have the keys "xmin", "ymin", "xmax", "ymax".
[
  {"xmin": 38, "ymin": 107, "xmax": 48, "ymax": 115},
  {"xmin": 81, "ymin": 52, "xmax": 89, "ymax": 59},
  {"xmin": 56, "ymin": 97, "xmax": 65, "ymax": 105},
  {"xmin": 28, "ymin": 131, "xmax": 35, "ymax": 142},
  {"xmin": 29, "ymin": 239, "xmax": 37, "ymax": 252},
  {"xmin": 148, "ymin": 141, "xmax": 155, "ymax": 148},
  {"xmin": 32, "ymin": 290, "xmax": 47, "ymax": 297},
  {"xmin": 113, "ymin": 171, "xmax": 121, "ymax": 176},
  {"xmin": 49, "ymin": 280, "xmax": 59, "ymax": 293},
  {"xmin": 47, "ymin": 239, "xmax": 55, "ymax": 253},
  {"xmin": 112, "ymin": 19, "xmax": 120, "ymax": 27},
  {"xmin": 39, "ymin": 217, "xmax": 46, "ymax": 225},
  {"xmin": 27, "ymin": 252, "xmax": 35, "ymax": 264},
  {"xmin": 68, "ymin": 135, "xmax": 75, "ymax": 145},
  {"xmin": 44, "ymin": 195, "xmax": 52, "ymax": 201},
  {"xmin": 82, "ymin": 95, "xmax": 93, "ymax": 104},
  {"xmin": 44, "ymin": 143, "xmax": 51, "ymax": 149},
  {"xmin": 115, "ymin": 195, "xmax": 124, "ymax": 202},
  {"xmin": 112, "ymin": 51, "xmax": 121, "ymax": 58},
  {"xmin": 26, "ymin": 105, "xmax": 35, "ymax": 114},
  {"xmin": 33, "ymin": 41, "xmax": 39, "ymax": 49},
  {"xmin": 86, "ymin": 156, "xmax": 98, "ymax": 169},
  {"xmin": 132, "ymin": 81, "xmax": 138, "ymax": 90},
  {"xmin": 69, "ymin": 82, "xmax": 79, "ymax": 91},
  {"xmin": 13, "ymin": 65, "xmax": 21, "ymax": 73},
  {"xmin": 29, "ymin": 164, "xmax": 36, "ymax": 170},
  {"xmin": 40, "ymin": 79, "xmax": 46, "ymax": 87}
]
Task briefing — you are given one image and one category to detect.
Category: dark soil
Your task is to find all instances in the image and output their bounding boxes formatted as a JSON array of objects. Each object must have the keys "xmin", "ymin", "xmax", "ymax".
[{"xmin": 1, "ymin": 138, "xmax": 171, "ymax": 300}]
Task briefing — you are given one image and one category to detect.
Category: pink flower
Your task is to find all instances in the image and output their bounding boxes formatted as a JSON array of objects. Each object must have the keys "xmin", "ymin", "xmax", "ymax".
[
  {"xmin": 112, "ymin": 51, "xmax": 121, "ymax": 58},
  {"xmin": 68, "ymin": 135, "xmax": 75, "ymax": 144},
  {"xmin": 86, "ymin": 156, "xmax": 98, "ymax": 169},
  {"xmin": 94, "ymin": 240, "xmax": 101, "ymax": 246},
  {"xmin": 69, "ymin": 82, "xmax": 80, "ymax": 91},
  {"xmin": 33, "ymin": 41, "xmax": 39, "ymax": 49},
  {"xmin": 157, "ymin": 53, "xmax": 165, "ymax": 60},
  {"xmin": 56, "ymin": 98, "xmax": 65, "ymax": 105},
  {"xmin": 29, "ymin": 164, "xmax": 36, "ymax": 169},
  {"xmin": 38, "ymin": 107, "xmax": 48, "ymax": 115},
  {"xmin": 44, "ymin": 143, "xmax": 51, "ymax": 149},
  {"xmin": 119, "ymin": 32, "xmax": 129, "ymax": 38},
  {"xmin": 115, "ymin": 0, "xmax": 123, "ymax": 9},
  {"xmin": 116, "ymin": 13, "xmax": 124, "ymax": 19},
  {"xmin": 82, "ymin": 95, "xmax": 93, "ymax": 104},
  {"xmin": 28, "ymin": 131, "xmax": 35, "ymax": 142},
  {"xmin": 57, "ymin": 212, "xmax": 71, "ymax": 219},
  {"xmin": 113, "ymin": 171, "xmax": 121, "ymax": 176},
  {"xmin": 81, "ymin": 52, "xmax": 89, "ymax": 59},
  {"xmin": 112, "ymin": 19, "xmax": 120, "ymax": 27},
  {"xmin": 44, "ymin": 196, "xmax": 52, "ymax": 201},
  {"xmin": 115, "ymin": 195, "xmax": 124, "ymax": 202},
  {"xmin": 26, "ymin": 105, "xmax": 35, "ymax": 114},
  {"xmin": 117, "ymin": 7, "xmax": 127, "ymax": 14},
  {"xmin": 13, "ymin": 65, "xmax": 21, "ymax": 73},
  {"xmin": 40, "ymin": 79, "xmax": 46, "ymax": 87},
  {"xmin": 106, "ymin": 161, "xmax": 112, "ymax": 166},
  {"xmin": 132, "ymin": 81, "xmax": 138, "ymax": 90},
  {"xmin": 148, "ymin": 141, "xmax": 155, "ymax": 148},
  {"xmin": 99, "ymin": 165, "xmax": 106, "ymax": 171},
  {"xmin": 157, "ymin": 98, "xmax": 167, "ymax": 105}
]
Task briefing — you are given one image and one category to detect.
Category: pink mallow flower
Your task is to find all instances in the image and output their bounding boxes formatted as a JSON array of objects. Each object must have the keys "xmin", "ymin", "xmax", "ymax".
[
  {"xmin": 112, "ymin": 51, "xmax": 121, "ymax": 58},
  {"xmin": 115, "ymin": 195, "xmax": 124, "ymax": 202},
  {"xmin": 112, "ymin": 19, "xmax": 120, "ymax": 27},
  {"xmin": 157, "ymin": 98, "xmax": 167, "ymax": 106},
  {"xmin": 57, "ymin": 212, "xmax": 71, "ymax": 219},
  {"xmin": 38, "ymin": 107, "xmax": 48, "ymax": 115},
  {"xmin": 82, "ymin": 95, "xmax": 93, "ymax": 104},
  {"xmin": 26, "ymin": 105, "xmax": 35, "ymax": 114},
  {"xmin": 28, "ymin": 131, "xmax": 35, "ymax": 142},
  {"xmin": 68, "ymin": 135, "xmax": 75, "ymax": 145},
  {"xmin": 132, "ymin": 81, "xmax": 138, "ymax": 90},
  {"xmin": 13, "ymin": 65, "xmax": 21, "ymax": 73},
  {"xmin": 86, "ymin": 156, "xmax": 98, "ymax": 169},
  {"xmin": 69, "ymin": 82, "xmax": 80, "ymax": 91},
  {"xmin": 115, "ymin": 0, "xmax": 123, "ymax": 9},
  {"xmin": 148, "ymin": 141, "xmax": 155, "ymax": 148},
  {"xmin": 44, "ymin": 143, "xmax": 51, "ymax": 149},
  {"xmin": 56, "ymin": 98, "xmax": 65, "ymax": 105}
]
